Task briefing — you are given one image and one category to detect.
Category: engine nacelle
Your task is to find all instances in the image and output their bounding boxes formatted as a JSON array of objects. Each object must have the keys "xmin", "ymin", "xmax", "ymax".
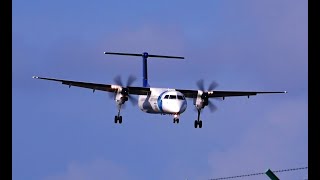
[
  {"xmin": 115, "ymin": 88, "xmax": 129, "ymax": 105},
  {"xmin": 194, "ymin": 90, "xmax": 207, "ymax": 110}
]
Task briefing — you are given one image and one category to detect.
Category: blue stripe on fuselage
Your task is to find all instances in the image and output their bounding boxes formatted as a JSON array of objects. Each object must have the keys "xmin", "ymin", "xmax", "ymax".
[{"xmin": 157, "ymin": 90, "xmax": 168, "ymax": 113}]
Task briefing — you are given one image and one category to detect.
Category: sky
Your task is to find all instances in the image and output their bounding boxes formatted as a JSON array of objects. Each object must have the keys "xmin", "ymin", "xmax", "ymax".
[{"xmin": 13, "ymin": 0, "xmax": 308, "ymax": 180}]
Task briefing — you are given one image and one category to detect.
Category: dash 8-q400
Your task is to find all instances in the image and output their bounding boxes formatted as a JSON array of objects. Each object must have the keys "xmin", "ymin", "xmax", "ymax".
[{"xmin": 33, "ymin": 51, "xmax": 286, "ymax": 128}]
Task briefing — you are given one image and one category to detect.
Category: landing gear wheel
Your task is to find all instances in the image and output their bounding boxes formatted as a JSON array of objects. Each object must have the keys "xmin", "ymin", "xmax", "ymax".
[
  {"xmin": 114, "ymin": 116, "xmax": 118, "ymax": 123},
  {"xmin": 194, "ymin": 120, "xmax": 202, "ymax": 128},
  {"xmin": 119, "ymin": 116, "xmax": 123, "ymax": 124},
  {"xmin": 173, "ymin": 118, "xmax": 179, "ymax": 124}
]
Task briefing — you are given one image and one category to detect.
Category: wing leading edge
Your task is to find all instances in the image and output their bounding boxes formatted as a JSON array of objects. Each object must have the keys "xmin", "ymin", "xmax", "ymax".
[{"xmin": 32, "ymin": 76, "xmax": 150, "ymax": 95}]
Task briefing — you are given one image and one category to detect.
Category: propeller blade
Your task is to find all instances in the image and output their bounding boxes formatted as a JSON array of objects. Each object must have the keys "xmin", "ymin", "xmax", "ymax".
[
  {"xmin": 127, "ymin": 75, "xmax": 137, "ymax": 87},
  {"xmin": 197, "ymin": 79, "xmax": 205, "ymax": 91},
  {"xmin": 128, "ymin": 94, "xmax": 138, "ymax": 106},
  {"xmin": 108, "ymin": 92, "xmax": 116, "ymax": 99},
  {"xmin": 113, "ymin": 75, "xmax": 123, "ymax": 86},
  {"xmin": 121, "ymin": 103, "xmax": 127, "ymax": 110},
  {"xmin": 208, "ymin": 100, "xmax": 218, "ymax": 112},
  {"xmin": 208, "ymin": 81, "xmax": 218, "ymax": 91}
]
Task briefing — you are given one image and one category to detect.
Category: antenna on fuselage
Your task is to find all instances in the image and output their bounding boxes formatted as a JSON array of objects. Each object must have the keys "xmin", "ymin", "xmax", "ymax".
[{"xmin": 104, "ymin": 51, "xmax": 184, "ymax": 87}]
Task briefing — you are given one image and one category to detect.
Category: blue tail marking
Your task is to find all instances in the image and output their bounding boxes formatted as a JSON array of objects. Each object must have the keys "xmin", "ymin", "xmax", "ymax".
[{"xmin": 143, "ymin": 52, "xmax": 150, "ymax": 87}]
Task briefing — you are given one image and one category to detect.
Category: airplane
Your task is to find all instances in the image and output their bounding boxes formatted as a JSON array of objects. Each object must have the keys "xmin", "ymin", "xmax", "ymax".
[{"xmin": 33, "ymin": 51, "xmax": 287, "ymax": 128}]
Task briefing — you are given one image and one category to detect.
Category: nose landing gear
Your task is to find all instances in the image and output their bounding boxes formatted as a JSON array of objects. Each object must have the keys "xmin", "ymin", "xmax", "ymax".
[
  {"xmin": 173, "ymin": 114, "xmax": 180, "ymax": 124},
  {"xmin": 173, "ymin": 118, "xmax": 180, "ymax": 124}
]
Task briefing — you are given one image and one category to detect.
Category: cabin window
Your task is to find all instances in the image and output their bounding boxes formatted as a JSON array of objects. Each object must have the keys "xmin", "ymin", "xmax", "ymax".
[
  {"xmin": 169, "ymin": 95, "xmax": 177, "ymax": 99},
  {"xmin": 164, "ymin": 95, "xmax": 169, "ymax": 99}
]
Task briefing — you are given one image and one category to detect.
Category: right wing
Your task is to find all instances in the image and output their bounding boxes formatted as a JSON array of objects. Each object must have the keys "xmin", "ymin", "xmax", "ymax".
[{"xmin": 32, "ymin": 76, "xmax": 150, "ymax": 95}]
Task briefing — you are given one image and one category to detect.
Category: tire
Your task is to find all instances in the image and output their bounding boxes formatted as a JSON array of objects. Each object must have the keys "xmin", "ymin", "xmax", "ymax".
[
  {"xmin": 119, "ymin": 116, "xmax": 122, "ymax": 124},
  {"xmin": 114, "ymin": 116, "xmax": 118, "ymax": 123},
  {"xmin": 194, "ymin": 120, "xmax": 198, "ymax": 128},
  {"xmin": 176, "ymin": 119, "xmax": 179, "ymax": 124},
  {"xmin": 199, "ymin": 120, "xmax": 203, "ymax": 128}
]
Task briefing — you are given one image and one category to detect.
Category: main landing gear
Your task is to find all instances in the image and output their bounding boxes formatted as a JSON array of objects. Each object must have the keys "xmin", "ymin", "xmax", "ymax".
[
  {"xmin": 194, "ymin": 109, "xmax": 203, "ymax": 128},
  {"xmin": 114, "ymin": 104, "xmax": 123, "ymax": 124},
  {"xmin": 114, "ymin": 115, "xmax": 122, "ymax": 124}
]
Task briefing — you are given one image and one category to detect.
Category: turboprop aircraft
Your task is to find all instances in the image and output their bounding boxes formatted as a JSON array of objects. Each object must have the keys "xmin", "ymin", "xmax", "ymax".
[{"xmin": 33, "ymin": 51, "xmax": 287, "ymax": 128}]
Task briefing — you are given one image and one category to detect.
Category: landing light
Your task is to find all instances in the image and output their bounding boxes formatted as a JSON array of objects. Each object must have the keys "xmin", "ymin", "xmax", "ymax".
[{"xmin": 111, "ymin": 85, "xmax": 121, "ymax": 89}]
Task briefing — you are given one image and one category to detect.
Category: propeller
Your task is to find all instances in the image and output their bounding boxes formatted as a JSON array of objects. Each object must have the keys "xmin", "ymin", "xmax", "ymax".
[
  {"xmin": 196, "ymin": 79, "xmax": 221, "ymax": 112},
  {"xmin": 109, "ymin": 75, "xmax": 138, "ymax": 106},
  {"xmin": 197, "ymin": 79, "xmax": 218, "ymax": 92},
  {"xmin": 113, "ymin": 74, "xmax": 137, "ymax": 87}
]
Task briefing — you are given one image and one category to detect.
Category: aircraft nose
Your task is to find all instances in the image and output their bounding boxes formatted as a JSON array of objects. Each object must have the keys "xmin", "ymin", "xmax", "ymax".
[
  {"xmin": 171, "ymin": 101, "xmax": 185, "ymax": 113},
  {"xmin": 162, "ymin": 99, "xmax": 187, "ymax": 114},
  {"xmin": 171, "ymin": 105, "xmax": 182, "ymax": 113}
]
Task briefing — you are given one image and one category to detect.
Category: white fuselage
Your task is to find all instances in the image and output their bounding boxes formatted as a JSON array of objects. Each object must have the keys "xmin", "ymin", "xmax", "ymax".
[{"xmin": 138, "ymin": 88, "xmax": 187, "ymax": 115}]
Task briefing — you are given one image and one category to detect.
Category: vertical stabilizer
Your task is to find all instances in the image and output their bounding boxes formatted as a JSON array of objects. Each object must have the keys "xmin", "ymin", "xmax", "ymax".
[
  {"xmin": 104, "ymin": 51, "xmax": 184, "ymax": 87},
  {"xmin": 142, "ymin": 52, "xmax": 150, "ymax": 87}
]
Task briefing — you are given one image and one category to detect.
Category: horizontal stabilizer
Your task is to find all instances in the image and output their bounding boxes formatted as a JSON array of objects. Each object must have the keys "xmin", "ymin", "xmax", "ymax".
[{"xmin": 104, "ymin": 51, "xmax": 184, "ymax": 59}]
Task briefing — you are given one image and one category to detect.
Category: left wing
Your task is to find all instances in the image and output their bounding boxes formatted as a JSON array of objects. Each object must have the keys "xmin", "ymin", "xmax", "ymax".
[
  {"xmin": 176, "ymin": 88, "xmax": 287, "ymax": 99},
  {"xmin": 32, "ymin": 76, "xmax": 150, "ymax": 95}
]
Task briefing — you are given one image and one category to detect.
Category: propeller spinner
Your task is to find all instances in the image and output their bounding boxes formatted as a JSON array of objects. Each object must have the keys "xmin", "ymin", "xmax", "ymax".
[
  {"xmin": 110, "ymin": 75, "xmax": 138, "ymax": 106},
  {"xmin": 196, "ymin": 79, "xmax": 221, "ymax": 112}
]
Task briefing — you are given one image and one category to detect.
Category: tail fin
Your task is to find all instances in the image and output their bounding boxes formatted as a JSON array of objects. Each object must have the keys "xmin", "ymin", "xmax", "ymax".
[{"xmin": 104, "ymin": 51, "xmax": 184, "ymax": 87}]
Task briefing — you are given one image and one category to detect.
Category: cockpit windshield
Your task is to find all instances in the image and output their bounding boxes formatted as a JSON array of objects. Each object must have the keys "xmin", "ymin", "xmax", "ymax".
[
  {"xmin": 164, "ymin": 94, "xmax": 185, "ymax": 100},
  {"xmin": 177, "ymin": 95, "xmax": 185, "ymax": 100}
]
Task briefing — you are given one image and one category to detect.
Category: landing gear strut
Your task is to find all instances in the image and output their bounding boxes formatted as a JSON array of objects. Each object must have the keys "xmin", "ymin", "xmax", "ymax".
[
  {"xmin": 114, "ymin": 104, "xmax": 123, "ymax": 124},
  {"xmin": 194, "ymin": 109, "xmax": 203, "ymax": 128}
]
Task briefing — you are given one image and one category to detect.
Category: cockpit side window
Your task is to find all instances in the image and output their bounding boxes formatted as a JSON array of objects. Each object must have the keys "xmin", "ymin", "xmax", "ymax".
[
  {"xmin": 164, "ymin": 95, "xmax": 169, "ymax": 99},
  {"xmin": 169, "ymin": 95, "xmax": 177, "ymax": 99},
  {"xmin": 177, "ymin": 95, "xmax": 185, "ymax": 100}
]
